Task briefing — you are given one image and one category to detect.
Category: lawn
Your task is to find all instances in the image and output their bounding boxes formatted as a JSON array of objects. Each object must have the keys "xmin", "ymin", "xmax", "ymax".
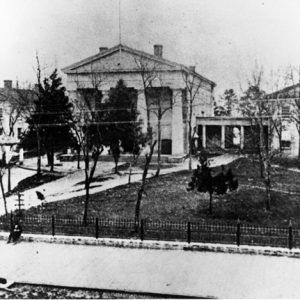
[{"xmin": 24, "ymin": 156, "xmax": 300, "ymax": 227}]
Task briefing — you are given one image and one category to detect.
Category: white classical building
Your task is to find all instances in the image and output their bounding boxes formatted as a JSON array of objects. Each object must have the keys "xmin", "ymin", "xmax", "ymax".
[
  {"xmin": 62, "ymin": 44, "xmax": 216, "ymax": 156},
  {"xmin": 266, "ymin": 84, "xmax": 300, "ymax": 157}
]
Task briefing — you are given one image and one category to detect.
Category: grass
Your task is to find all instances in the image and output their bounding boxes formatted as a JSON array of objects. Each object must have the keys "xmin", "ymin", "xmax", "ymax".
[
  {"xmin": 272, "ymin": 155, "xmax": 300, "ymax": 169},
  {"xmin": 24, "ymin": 156, "xmax": 300, "ymax": 227}
]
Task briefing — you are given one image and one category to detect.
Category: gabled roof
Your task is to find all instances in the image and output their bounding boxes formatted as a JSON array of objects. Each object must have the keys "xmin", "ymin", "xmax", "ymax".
[
  {"xmin": 62, "ymin": 44, "xmax": 216, "ymax": 87},
  {"xmin": 266, "ymin": 83, "xmax": 300, "ymax": 100},
  {"xmin": 0, "ymin": 87, "xmax": 36, "ymax": 104}
]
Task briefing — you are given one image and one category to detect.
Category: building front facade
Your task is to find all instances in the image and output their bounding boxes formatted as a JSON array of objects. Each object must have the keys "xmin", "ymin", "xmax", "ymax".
[
  {"xmin": 62, "ymin": 44, "xmax": 216, "ymax": 156},
  {"xmin": 196, "ymin": 84, "xmax": 299, "ymax": 156},
  {"xmin": 0, "ymin": 80, "xmax": 30, "ymax": 144},
  {"xmin": 266, "ymin": 84, "xmax": 300, "ymax": 157}
]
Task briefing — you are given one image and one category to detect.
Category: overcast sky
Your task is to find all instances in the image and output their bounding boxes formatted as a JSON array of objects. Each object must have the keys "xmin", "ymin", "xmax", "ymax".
[{"xmin": 1, "ymin": 0, "xmax": 300, "ymax": 96}]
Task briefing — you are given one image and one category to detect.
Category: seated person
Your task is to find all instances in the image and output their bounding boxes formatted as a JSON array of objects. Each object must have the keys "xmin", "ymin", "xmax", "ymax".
[{"xmin": 7, "ymin": 222, "xmax": 23, "ymax": 243}]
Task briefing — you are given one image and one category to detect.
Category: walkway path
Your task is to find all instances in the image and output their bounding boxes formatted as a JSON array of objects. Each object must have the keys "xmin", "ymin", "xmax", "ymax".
[
  {"xmin": 2, "ymin": 154, "xmax": 240, "ymax": 215},
  {"xmin": 0, "ymin": 239, "xmax": 299, "ymax": 298}
]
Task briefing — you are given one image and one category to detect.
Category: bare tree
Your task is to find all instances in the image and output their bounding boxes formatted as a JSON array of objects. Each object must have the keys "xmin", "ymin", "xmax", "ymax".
[
  {"xmin": 0, "ymin": 164, "xmax": 7, "ymax": 216},
  {"xmin": 0, "ymin": 89, "xmax": 32, "ymax": 138},
  {"xmin": 71, "ymin": 69, "xmax": 105, "ymax": 225},
  {"xmin": 182, "ymin": 68, "xmax": 205, "ymax": 171},
  {"xmin": 147, "ymin": 85, "xmax": 173, "ymax": 177},
  {"xmin": 135, "ymin": 140, "xmax": 157, "ymax": 226},
  {"xmin": 0, "ymin": 84, "xmax": 35, "ymax": 191},
  {"xmin": 134, "ymin": 55, "xmax": 182, "ymax": 176},
  {"xmin": 240, "ymin": 68, "xmax": 278, "ymax": 210},
  {"xmin": 127, "ymin": 118, "xmax": 146, "ymax": 184},
  {"xmin": 134, "ymin": 54, "xmax": 160, "ymax": 138},
  {"xmin": 34, "ymin": 54, "xmax": 43, "ymax": 176}
]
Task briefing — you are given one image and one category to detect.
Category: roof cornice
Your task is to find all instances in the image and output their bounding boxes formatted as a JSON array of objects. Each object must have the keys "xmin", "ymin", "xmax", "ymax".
[{"xmin": 62, "ymin": 44, "xmax": 216, "ymax": 87}]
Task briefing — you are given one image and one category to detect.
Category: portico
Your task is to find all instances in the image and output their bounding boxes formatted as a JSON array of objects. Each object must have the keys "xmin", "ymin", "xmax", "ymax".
[{"xmin": 196, "ymin": 117, "xmax": 254, "ymax": 151}]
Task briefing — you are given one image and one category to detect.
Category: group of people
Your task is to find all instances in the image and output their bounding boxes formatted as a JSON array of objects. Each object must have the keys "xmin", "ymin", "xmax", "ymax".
[{"xmin": 187, "ymin": 150, "xmax": 238, "ymax": 195}]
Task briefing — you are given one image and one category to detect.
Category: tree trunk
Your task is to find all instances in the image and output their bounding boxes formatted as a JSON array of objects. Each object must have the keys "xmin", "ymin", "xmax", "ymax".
[
  {"xmin": 51, "ymin": 143, "xmax": 54, "ymax": 172},
  {"xmin": 188, "ymin": 101, "xmax": 193, "ymax": 171},
  {"xmin": 144, "ymin": 91, "xmax": 152, "ymax": 141},
  {"xmin": 114, "ymin": 156, "xmax": 119, "ymax": 174},
  {"xmin": 155, "ymin": 117, "xmax": 161, "ymax": 177},
  {"xmin": 264, "ymin": 176, "xmax": 271, "ymax": 211},
  {"xmin": 36, "ymin": 126, "xmax": 41, "ymax": 177},
  {"xmin": 111, "ymin": 144, "xmax": 119, "ymax": 174},
  {"xmin": 77, "ymin": 149, "xmax": 81, "ymax": 169},
  {"xmin": 209, "ymin": 191, "xmax": 213, "ymax": 214},
  {"xmin": 82, "ymin": 143, "xmax": 102, "ymax": 226},
  {"xmin": 298, "ymin": 132, "xmax": 300, "ymax": 162},
  {"xmin": 7, "ymin": 163, "xmax": 11, "ymax": 193},
  {"xmin": 83, "ymin": 152, "xmax": 90, "ymax": 226},
  {"xmin": 259, "ymin": 122, "xmax": 271, "ymax": 210},
  {"xmin": 83, "ymin": 177, "xmax": 90, "ymax": 226},
  {"xmin": 258, "ymin": 150, "xmax": 264, "ymax": 179},
  {"xmin": 135, "ymin": 141, "xmax": 157, "ymax": 227},
  {"xmin": 278, "ymin": 134, "xmax": 282, "ymax": 153},
  {"xmin": 46, "ymin": 151, "xmax": 54, "ymax": 172},
  {"xmin": 0, "ymin": 175, "xmax": 7, "ymax": 216},
  {"xmin": 262, "ymin": 155, "xmax": 271, "ymax": 210},
  {"xmin": 128, "ymin": 163, "xmax": 132, "ymax": 184},
  {"xmin": 135, "ymin": 187, "xmax": 143, "ymax": 229}
]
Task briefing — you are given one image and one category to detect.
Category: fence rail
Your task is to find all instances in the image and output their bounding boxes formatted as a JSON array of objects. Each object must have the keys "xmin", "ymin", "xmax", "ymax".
[{"xmin": 0, "ymin": 214, "xmax": 299, "ymax": 250}]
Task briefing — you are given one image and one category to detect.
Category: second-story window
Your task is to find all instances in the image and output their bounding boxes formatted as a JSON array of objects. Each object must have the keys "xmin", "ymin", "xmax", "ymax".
[
  {"xmin": 282, "ymin": 105, "xmax": 290, "ymax": 117},
  {"xmin": 0, "ymin": 108, "xmax": 3, "ymax": 118}
]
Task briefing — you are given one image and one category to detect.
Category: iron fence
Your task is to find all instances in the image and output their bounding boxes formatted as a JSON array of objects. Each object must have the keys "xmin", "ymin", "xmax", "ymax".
[{"xmin": 0, "ymin": 214, "xmax": 298, "ymax": 250}]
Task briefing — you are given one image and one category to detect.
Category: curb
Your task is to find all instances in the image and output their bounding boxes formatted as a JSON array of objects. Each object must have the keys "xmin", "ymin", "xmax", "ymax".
[{"xmin": 1, "ymin": 232, "xmax": 299, "ymax": 258}]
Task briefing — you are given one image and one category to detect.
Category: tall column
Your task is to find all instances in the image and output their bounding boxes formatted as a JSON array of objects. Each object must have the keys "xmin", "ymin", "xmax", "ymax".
[
  {"xmin": 221, "ymin": 125, "xmax": 225, "ymax": 149},
  {"xmin": 137, "ymin": 91, "xmax": 148, "ymax": 134},
  {"xmin": 171, "ymin": 89, "xmax": 184, "ymax": 155},
  {"xmin": 102, "ymin": 90, "xmax": 110, "ymax": 102},
  {"xmin": 202, "ymin": 125, "xmax": 206, "ymax": 148},
  {"xmin": 240, "ymin": 126, "xmax": 244, "ymax": 150}
]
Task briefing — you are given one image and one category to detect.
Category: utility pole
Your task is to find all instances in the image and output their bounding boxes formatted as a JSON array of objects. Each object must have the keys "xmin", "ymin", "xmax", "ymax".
[
  {"xmin": 15, "ymin": 192, "xmax": 24, "ymax": 218},
  {"xmin": 118, "ymin": 0, "xmax": 122, "ymax": 45}
]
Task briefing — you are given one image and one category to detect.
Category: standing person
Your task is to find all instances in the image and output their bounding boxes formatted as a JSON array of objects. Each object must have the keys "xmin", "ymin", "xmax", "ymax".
[
  {"xmin": 199, "ymin": 148, "xmax": 208, "ymax": 167},
  {"xmin": 7, "ymin": 221, "xmax": 23, "ymax": 244}
]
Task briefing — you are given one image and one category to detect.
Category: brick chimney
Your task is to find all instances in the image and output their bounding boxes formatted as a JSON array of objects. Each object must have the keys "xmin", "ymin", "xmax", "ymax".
[
  {"xmin": 154, "ymin": 45, "xmax": 163, "ymax": 57},
  {"xmin": 189, "ymin": 66, "xmax": 196, "ymax": 73},
  {"xmin": 4, "ymin": 80, "xmax": 12, "ymax": 89},
  {"xmin": 99, "ymin": 47, "xmax": 108, "ymax": 53}
]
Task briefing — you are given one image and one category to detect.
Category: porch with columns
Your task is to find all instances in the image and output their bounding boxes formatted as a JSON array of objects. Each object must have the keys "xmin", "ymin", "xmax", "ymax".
[{"xmin": 197, "ymin": 117, "xmax": 253, "ymax": 152}]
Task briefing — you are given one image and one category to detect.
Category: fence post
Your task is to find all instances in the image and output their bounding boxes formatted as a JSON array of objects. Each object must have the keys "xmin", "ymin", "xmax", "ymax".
[
  {"xmin": 187, "ymin": 222, "xmax": 191, "ymax": 244},
  {"xmin": 51, "ymin": 216, "xmax": 55, "ymax": 237},
  {"xmin": 288, "ymin": 220, "xmax": 293, "ymax": 250},
  {"xmin": 95, "ymin": 217, "xmax": 99, "ymax": 239},
  {"xmin": 140, "ymin": 219, "xmax": 144, "ymax": 241},
  {"xmin": 236, "ymin": 218, "xmax": 241, "ymax": 247}
]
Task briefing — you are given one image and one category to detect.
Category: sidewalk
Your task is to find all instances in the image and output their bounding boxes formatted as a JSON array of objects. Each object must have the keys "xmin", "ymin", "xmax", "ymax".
[{"xmin": 0, "ymin": 236, "xmax": 300, "ymax": 298}]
